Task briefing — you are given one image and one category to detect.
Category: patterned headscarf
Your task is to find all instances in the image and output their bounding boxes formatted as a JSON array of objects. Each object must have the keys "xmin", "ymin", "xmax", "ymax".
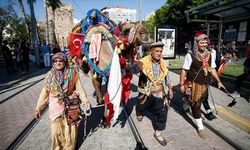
[
  {"xmin": 52, "ymin": 52, "xmax": 67, "ymax": 62},
  {"xmin": 192, "ymin": 32, "xmax": 211, "ymax": 76},
  {"xmin": 192, "ymin": 32, "xmax": 208, "ymax": 60},
  {"xmin": 46, "ymin": 52, "xmax": 69, "ymax": 95}
]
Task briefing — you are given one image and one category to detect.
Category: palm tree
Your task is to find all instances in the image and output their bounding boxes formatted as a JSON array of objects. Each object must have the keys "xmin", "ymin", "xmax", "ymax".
[
  {"xmin": 28, "ymin": 0, "xmax": 40, "ymax": 66},
  {"xmin": 17, "ymin": 0, "xmax": 31, "ymax": 42},
  {"xmin": 44, "ymin": 0, "xmax": 49, "ymax": 44},
  {"xmin": 46, "ymin": 0, "xmax": 62, "ymax": 49}
]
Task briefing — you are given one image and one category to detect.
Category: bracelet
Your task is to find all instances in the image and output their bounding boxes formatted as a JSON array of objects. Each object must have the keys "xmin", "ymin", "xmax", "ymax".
[
  {"xmin": 217, "ymin": 81, "xmax": 221, "ymax": 83},
  {"xmin": 179, "ymin": 83, "xmax": 184, "ymax": 86}
]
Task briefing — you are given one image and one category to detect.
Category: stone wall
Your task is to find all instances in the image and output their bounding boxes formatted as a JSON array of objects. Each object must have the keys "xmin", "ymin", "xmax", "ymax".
[{"xmin": 47, "ymin": 3, "xmax": 73, "ymax": 50}]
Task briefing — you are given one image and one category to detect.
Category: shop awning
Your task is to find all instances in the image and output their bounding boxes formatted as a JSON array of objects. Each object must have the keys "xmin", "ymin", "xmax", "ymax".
[{"xmin": 185, "ymin": 0, "xmax": 250, "ymax": 23}]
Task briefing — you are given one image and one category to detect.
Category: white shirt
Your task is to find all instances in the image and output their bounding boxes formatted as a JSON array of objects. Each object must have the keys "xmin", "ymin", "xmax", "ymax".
[{"xmin": 182, "ymin": 51, "xmax": 216, "ymax": 70}]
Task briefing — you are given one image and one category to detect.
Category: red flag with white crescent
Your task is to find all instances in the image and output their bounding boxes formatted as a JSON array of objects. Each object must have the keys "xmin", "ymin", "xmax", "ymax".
[{"xmin": 68, "ymin": 33, "xmax": 85, "ymax": 58}]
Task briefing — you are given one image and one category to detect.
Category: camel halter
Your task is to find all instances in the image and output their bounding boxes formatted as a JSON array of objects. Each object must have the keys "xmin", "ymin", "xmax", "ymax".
[{"xmin": 128, "ymin": 24, "xmax": 140, "ymax": 44}]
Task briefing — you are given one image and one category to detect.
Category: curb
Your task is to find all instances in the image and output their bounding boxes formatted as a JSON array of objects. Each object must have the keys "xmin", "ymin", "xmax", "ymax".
[{"xmin": 216, "ymin": 105, "xmax": 250, "ymax": 134}]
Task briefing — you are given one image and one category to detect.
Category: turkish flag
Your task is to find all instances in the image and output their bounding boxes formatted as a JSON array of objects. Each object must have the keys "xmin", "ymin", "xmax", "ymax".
[{"xmin": 68, "ymin": 33, "xmax": 85, "ymax": 58}]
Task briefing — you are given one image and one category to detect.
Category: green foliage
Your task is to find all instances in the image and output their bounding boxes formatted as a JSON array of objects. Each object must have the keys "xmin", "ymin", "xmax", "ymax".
[
  {"xmin": 46, "ymin": 0, "xmax": 62, "ymax": 11},
  {"xmin": 143, "ymin": 0, "xmax": 207, "ymax": 46},
  {"xmin": 1, "ymin": 1, "xmax": 29, "ymax": 47},
  {"xmin": 142, "ymin": 14, "xmax": 156, "ymax": 38}
]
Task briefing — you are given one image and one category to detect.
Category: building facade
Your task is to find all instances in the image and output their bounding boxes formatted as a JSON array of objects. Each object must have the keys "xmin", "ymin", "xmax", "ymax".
[
  {"xmin": 101, "ymin": 7, "xmax": 136, "ymax": 24},
  {"xmin": 47, "ymin": 3, "xmax": 74, "ymax": 49}
]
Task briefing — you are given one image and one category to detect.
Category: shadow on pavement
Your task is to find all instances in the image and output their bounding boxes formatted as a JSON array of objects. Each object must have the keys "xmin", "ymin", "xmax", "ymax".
[
  {"xmin": 136, "ymin": 85, "xmax": 197, "ymax": 131},
  {"xmin": 0, "ymin": 78, "xmax": 44, "ymax": 94},
  {"xmin": 76, "ymin": 106, "xmax": 104, "ymax": 149}
]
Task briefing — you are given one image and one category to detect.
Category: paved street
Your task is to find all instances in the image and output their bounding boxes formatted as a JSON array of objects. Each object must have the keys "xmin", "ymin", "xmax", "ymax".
[
  {"xmin": 0, "ymin": 75, "xmax": 46, "ymax": 150},
  {"xmin": 1, "ymin": 0, "xmax": 250, "ymax": 149},
  {"xmin": 2, "ymin": 68, "xmax": 249, "ymax": 150}
]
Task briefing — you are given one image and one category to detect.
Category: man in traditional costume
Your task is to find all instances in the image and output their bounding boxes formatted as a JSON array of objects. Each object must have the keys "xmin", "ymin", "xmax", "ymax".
[
  {"xmin": 179, "ymin": 32, "xmax": 225, "ymax": 140},
  {"xmin": 135, "ymin": 42, "xmax": 173, "ymax": 146},
  {"xmin": 34, "ymin": 52, "xmax": 90, "ymax": 150}
]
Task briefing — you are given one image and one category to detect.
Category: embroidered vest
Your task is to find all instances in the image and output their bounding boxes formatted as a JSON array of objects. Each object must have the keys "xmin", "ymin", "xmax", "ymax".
[
  {"xmin": 187, "ymin": 54, "xmax": 212, "ymax": 85},
  {"xmin": 137, "ymin": 55, "xmax": 169, "ymax": 98}
]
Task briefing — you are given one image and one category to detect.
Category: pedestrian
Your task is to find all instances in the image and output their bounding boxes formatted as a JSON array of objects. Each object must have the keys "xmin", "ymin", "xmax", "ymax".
[
  {"xmin": 2, "ymin": 40, "xmax": 16, "ymax": 73},
  {"xmin": 202, "ymin": 43, "xmax": 217, "ymax": 121},
  {"xmin": 183, "ymin": 42, "xmax": 190, "ymax": 55},
  {"xmin": 135, "ymin": 42, "xmax": 173, "ymax": 146},
  {"xmin": 217, "ymin": 39, "xmax": 228, "ymax": 56},
  {"xmin": 231, "ymin": 45, "xmax": 250, "ymax": 98},
  {"xmin": 179, "ymin": 32, "xmax": 225, "ymax": 140},
  {"xmin": 20, "ymin": 42, "xmax": 30, "ymax": 73},
  {"xmin": 40, "ymin": 41, "xmax": 51, "ymax": 67},
  {"xmin": 229, "ymin": 40, "xmax": 238, "ymax": 60},
  {"xmin": 14, "ymin": 42, "xmax": 25, "ymax": 71},
  {"xmin": 34, "ymin": 52, "xmax": 91, "ymax": 150}
]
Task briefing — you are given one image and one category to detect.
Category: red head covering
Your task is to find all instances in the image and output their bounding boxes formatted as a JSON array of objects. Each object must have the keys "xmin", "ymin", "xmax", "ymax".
[
  {"xmin": 194, "ymin": 32, "xmax": 208, "ymax": 41},
  {"xmin": 52, "ymin": 52, "xmax": 67, "ymax": 62}
]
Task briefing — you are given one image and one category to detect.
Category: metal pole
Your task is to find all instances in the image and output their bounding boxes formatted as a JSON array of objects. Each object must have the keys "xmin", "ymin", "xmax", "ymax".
[
  {"xmin": 207, "ymin": 22, "xmax": 210, "ymax": 37},
  {"xmin": 139, "ymin": 0, "xmax": 142, "ymax": 24},
  {"xmin": 218, "ymin": 20, "xmax": 223, "ymax": 53}
]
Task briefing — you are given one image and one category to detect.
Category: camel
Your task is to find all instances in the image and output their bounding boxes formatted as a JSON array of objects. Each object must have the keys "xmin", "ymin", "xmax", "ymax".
[{"xmin": 71, "ymin": 9, "xmax": 152, "ymax": 127}]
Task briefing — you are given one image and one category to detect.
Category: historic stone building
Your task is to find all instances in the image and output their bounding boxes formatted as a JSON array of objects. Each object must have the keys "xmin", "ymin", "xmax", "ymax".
[{"xmin": 47, "ymin": 3, "xmax": 74, "ymax": 49}]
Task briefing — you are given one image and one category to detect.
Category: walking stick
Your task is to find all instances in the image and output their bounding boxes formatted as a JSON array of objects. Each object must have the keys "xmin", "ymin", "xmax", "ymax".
[{"xmin": 208, "ymin": 86, "xmax": 218, "ymax": 114}]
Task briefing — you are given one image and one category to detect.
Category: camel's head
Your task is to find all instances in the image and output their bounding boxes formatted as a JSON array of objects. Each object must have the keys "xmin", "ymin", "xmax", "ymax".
[{"xmin": 121, "ymin": 23, "xmax": 152, "ymax": 47}]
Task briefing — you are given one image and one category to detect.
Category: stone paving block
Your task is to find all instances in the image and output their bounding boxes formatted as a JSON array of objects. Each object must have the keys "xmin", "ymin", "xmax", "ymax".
[
  {"xmin": 4, "ymin": 71, "xmax": 249, "ymax": 149},
  {"xmin": 0, "ymin": 78, "xmax": 44, "ymax": 149}
]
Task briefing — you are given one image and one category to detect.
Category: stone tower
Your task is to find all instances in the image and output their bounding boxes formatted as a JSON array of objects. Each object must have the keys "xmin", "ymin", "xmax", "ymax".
[{"xmin": 47, "ymin": 3, "xmax": 74, "ymax": 49}]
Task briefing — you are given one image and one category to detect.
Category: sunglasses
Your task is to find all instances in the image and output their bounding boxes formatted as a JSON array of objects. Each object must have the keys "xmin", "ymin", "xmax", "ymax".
[{"xmin": 53, "ymin": 59, "xmax": 64, "ymax": 63}]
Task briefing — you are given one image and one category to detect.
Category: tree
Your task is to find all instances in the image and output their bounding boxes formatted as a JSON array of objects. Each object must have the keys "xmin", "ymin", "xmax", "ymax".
[
  {"xmin": 28, "ymin": 0, "xmax": 40, "ymax": 66},
  {"xmin": 17, "ymin": 0, "xmax": 31, "ymax": 42},
  {"xmin": 46, "ymin": 0, "xmax": 62, "ymax": 49},
  {"xmin": 1, "ymin": 2, "xmax": 28, "ymax": 46},
  {"xmin": 143, "ymin": 0, "xmax": 207, "ymax": 54},
  {"xmin": 142, "ymin": 13, "xmax": 156, "ymax": 39}
]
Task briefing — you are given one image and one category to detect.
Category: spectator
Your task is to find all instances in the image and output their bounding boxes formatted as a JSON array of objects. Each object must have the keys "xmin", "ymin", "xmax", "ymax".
[
  {"xmin": 40, "ymin": 41, "xmax": 51, "ymax": 68},
  {"xmin": 14, "ymin": 42, "xmax": 25, "ymax": 71},
  {"xmin": 2, "ymin": 40, "xmax": 16, "ymax": 73},
  {"xmin": 183, "ymin": 42, "xmax": 190, "ymax": 55},
  {"xmin": 218, "ymin": 39, "xmax": 228, "ymax": 55},
  {"xmin": 20, "ymin": 42, "xmax": 30, "ymax": 73},
  {"xmin": 231, "ymin": 43, "xmax": 250, "ymax": 98},
  {"xmin": 229, "ymin": 40, "xmax": 238, "ymax": 60}
]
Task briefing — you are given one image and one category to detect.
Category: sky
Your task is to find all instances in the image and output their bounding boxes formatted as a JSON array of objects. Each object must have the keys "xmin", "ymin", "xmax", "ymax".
[{"xmin": 1, "ymin": 0, "xmax": 167, "ymax": 23}]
